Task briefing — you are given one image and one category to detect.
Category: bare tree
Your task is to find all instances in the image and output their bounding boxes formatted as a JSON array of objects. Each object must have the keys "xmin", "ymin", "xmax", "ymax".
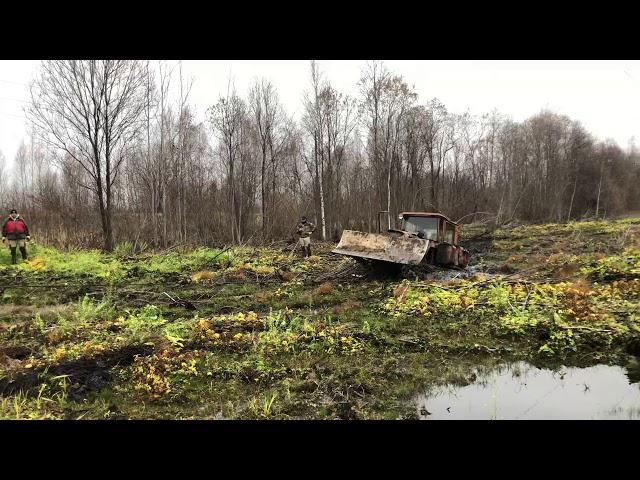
[
  {"xmin": 13, "ymin": 141, "xmax": 31, "ymax": 209},
  {"xmin": 303, "ymin": 61, "xmax": 328, "ymax": 240},
  {"xmin": 360, "ymin": 62, "xmax": 416, "ymax": 227},
  {"xmin": 249, "ymin": 78, "xmax": 282, "ymax": 236},
  {"xmin": 0, "ymin": 150, "xmax": 6, "ymax": 207},
  {"xmin": 207, "ymin": 82, "xmax": 247, "ymax": 242},
  {"xmin": 27, "ymin": 60, "xmax": 147, "ymax": 251}
]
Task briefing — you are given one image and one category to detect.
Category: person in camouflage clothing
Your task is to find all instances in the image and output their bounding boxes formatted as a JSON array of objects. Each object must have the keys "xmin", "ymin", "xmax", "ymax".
[{"xmin": 296, "ymin": 216, "xmax": 316, "ymax": 257}]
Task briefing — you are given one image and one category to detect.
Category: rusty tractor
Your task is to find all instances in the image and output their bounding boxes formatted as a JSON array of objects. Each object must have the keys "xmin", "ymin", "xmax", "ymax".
[{"xmin": 333, "ymin": 211, "xmax": 470, "ymax": 269}]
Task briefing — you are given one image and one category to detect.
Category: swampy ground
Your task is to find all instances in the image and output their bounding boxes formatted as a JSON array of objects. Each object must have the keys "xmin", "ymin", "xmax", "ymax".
[{"xmin": 0, "ymin": 217, "xmax": 639, "ymax": 419}]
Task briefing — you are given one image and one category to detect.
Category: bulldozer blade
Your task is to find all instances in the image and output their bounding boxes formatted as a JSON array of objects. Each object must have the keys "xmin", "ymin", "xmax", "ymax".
[{"xmin": 332, "ymin": 230, "xmax": 430, "ymax": 265}]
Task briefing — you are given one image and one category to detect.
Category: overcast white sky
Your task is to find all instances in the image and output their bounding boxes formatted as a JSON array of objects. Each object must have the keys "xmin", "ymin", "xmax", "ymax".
[{"xmin": 1, "ymin": 60, "xmax": 640, "ymax": 169}]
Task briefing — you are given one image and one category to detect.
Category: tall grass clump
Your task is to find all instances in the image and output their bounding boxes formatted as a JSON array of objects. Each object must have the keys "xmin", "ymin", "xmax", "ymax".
[
  {"xmin": 140, "ymin": 247, "xmax": 235, "ymax": 275},
  {"xmin": 16, "ymin": 246, "xmax": 125, "ymax": 281}
]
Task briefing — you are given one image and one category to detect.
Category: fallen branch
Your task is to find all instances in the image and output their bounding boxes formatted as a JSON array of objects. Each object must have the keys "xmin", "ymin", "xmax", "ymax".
[
  {"xmin": 162, "ymin": 292, "xmax": 177, "ymax": 303},
  {"xmin": 209, "ymin": 246, "xmax": 232, "ymax": 262},
  {"xmin": 558, "ymin": 325, "xmax": 613, "ymax": 333}
]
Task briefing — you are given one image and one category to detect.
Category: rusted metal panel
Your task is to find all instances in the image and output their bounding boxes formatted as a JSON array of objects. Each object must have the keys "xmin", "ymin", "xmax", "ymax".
[
  {"xmin": 436, "ymin": 243, "xmax": 455, "ymax": 266},
  {"xmin": 332, "ymin": 230, "xmax": 430, "ymax": 265}
]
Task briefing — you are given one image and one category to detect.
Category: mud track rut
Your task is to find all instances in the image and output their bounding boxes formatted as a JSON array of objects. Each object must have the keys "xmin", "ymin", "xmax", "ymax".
[{"xmin": 0, "ymin": 344, "xmax": 155, "ymax": 398}]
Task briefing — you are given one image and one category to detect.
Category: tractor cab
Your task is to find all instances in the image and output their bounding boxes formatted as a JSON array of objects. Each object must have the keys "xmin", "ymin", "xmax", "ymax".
[
  {"xmin": 399, "ymin": 212, "xmax": 459, "ymax": 245},
  {"xmin": 398, "ymin": 212, "xmax": 468, "ymax": 268}
]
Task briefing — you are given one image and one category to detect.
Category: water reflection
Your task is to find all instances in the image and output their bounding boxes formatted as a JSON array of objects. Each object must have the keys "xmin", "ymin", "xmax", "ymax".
[{"xmin": 415, "ymin": 361, "xmax": 640, "ymax": 420}]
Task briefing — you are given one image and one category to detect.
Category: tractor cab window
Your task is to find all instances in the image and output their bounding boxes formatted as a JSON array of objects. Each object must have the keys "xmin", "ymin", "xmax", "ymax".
[
  {"xmin": 403, "ymin": 216, "xmax": 439, "ymax": 240},
  {"xmin": 444, "ymin": 222, "xmax": 455, "ymax": 244}
]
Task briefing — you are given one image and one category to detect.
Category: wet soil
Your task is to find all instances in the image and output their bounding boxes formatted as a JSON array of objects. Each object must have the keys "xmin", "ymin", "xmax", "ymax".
[{"xmin": 0, "ymin": 344, "xmax": 154, "ymax": 399}]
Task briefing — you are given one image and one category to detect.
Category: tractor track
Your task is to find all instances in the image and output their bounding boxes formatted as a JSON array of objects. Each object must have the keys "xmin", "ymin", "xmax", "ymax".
[{"xmin": 0, "ymin": 343, "xmax": 155, "ymax": 399}]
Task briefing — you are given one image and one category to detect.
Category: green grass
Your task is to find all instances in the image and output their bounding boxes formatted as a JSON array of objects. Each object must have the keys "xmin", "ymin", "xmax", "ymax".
[{"xmin": 0, "ymin": 218, "xmax": 639, "ymax": 419}]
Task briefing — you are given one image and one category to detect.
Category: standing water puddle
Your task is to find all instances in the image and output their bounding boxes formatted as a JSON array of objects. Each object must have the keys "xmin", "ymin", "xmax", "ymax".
[{"xmin": 415, "ymin": 361, "xmax": 640, "ymax": 419}]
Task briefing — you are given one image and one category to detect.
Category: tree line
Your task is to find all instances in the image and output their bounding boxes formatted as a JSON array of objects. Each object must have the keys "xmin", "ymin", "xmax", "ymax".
[{"xmin": 0, "ymin": 60, "xmax": 637, "ymax": 251}]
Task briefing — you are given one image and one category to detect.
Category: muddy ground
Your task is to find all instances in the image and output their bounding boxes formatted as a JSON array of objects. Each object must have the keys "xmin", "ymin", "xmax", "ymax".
[{"xmin": 0, "ymin": 218, "xmax": 638, "ymax": 419}]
